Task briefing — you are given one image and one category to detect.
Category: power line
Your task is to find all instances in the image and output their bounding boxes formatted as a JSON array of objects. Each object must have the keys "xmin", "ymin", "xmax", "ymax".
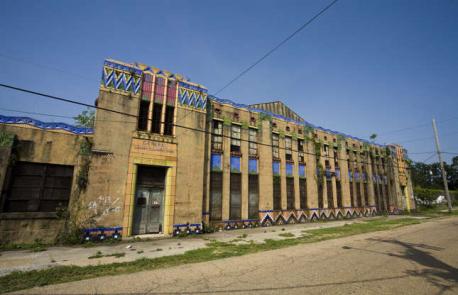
[
  {"xmin": 213, "ymin": 0, "xmax": 340, "ymax": 95},
  {"xmin": 0, "ymin": 82, "xmax": 419, "ymax": 172}
]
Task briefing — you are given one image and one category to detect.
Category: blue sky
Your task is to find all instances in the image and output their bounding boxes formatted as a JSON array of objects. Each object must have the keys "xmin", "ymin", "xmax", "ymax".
[{"xmin": 0, "ymin": 0, "xmax": 457, "ymax": 163}]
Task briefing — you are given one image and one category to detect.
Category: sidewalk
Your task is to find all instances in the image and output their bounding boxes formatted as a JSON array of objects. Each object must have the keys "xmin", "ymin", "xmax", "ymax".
[{"xmin": 0, "ymin": 216, "xmax": 404, "ymax": 277}]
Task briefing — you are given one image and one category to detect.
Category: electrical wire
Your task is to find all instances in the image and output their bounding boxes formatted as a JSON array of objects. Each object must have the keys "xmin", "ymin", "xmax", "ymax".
[
  {"xmin": 213, "ymin": 0, "xmax": 340, "ymax": 95},
  {"xmin": 0, "ymin": 82, "xmax": 423, "ymax": 171}
]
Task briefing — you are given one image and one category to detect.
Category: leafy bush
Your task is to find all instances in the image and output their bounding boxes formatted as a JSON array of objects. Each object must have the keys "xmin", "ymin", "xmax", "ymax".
[{"xmin": 414, "ymin": 187, "xmax": 458, "ymax": 208}]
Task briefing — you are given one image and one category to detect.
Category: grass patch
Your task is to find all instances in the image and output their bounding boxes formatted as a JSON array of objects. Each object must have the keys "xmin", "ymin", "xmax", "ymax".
[
  {"xmin": 278, "ymin": 232, "xmax": 295, "ymax": 238},
  {"xmin": 0, "ymin": 217, "xmax": 423, "ymax": 293},
  {"xmin": 88, "ymin": 251, "xmax": 125, "ymax": 259}
]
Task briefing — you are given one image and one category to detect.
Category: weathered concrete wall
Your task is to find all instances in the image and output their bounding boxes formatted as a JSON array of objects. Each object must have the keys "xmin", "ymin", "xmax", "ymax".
[
  {"xmin": 0, "ymin": 125, "xmax": 86, "ymax": 244},
  {"xmin": 174, "ymin": 106, "xmax": 207, "ymax": 225},
  {"xmin": 82, "ymin": 89, "xmax": 139, "ymax": 229}
]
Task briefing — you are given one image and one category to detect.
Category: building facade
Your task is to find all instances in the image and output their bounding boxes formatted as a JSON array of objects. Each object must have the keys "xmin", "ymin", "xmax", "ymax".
[{"xmin": 0, "ymin": 59, "xmax": 415, "ymax": 243}]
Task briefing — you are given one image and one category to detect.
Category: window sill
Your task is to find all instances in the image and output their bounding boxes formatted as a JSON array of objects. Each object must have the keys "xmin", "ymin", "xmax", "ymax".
[{"xmin": 0, "ymin": 212, "xmax": 59, "ymax": 220}]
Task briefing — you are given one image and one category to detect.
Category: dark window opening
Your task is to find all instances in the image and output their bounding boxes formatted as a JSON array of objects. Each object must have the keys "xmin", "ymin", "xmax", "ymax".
[
  {"xmin": 151, "ymin": 103, "xmax": 162, "ymax": 133},
  {"xmin": 138, "ymin": 100, "xmax": 150, "ymax": 131},
  {"xmin": 300, "ymin": 179, "xmax": 307, "ymax": 209},
  {"xmin": 230, "ymin": 173, "xmax": 241, "ymax": 220},
  {"xmin": 286, "ymin": 178, "xmax": 295, "ymax": 210},
  {"xmin": 273, "ymin": 176, "xmax": 281, "ymax": 210},
  {"xmin": 164, "ymin": 106, "xmax": 174, "ymax": 135},
  {"xmin": 326, "ymin": 179, "xmax": 334, "ymax": 208},
  {"xmin": 3, "ymin": 162, "xmax": 73, "ymax": 213},
  {"xmin": 357, "ymin": 183, "xmax": 363, "ymax": 207},
  {"xmin": 336, "ymin": 181, "xmax": 342, "ymax": 208},
  {"xmin": 210, "ymin": 172, "xmax": 222, "ymax": 221},
  {"xmin": 318, "ymin": 180, "xmax": 324, "ymax": 209},
  {"xmin": 248, "ymin": 175, "xmax": 259, "ymax": 219},
  {"xmin": 364, "ymin": 182, "xmax": 369, "ymax": 206},
  {"xmin": 350, "ymin": 182, "xmax": 355, "ymax": 207}
]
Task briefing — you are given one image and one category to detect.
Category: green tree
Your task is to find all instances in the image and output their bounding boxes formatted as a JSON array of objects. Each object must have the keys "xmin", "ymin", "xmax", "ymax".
[
  {"xmin": 74, "ymin": 108, "xmax": 95, "ymax": 128},
  {"xmin": 369, "ymin": 133, "xmax": 377, "ymax": 141}
]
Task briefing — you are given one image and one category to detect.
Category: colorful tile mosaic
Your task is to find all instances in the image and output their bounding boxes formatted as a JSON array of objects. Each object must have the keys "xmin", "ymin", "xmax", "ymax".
[
  {"xmin": 0, "ymin": 115, "xmax": 93, "ymax": 135},
  {"xmin": 101, "ymin": 60, "xmax": 142, "ymax": 95},
  {"xmin": 178, "ymin": 81, "xmax": 207, "ymax": 110}
]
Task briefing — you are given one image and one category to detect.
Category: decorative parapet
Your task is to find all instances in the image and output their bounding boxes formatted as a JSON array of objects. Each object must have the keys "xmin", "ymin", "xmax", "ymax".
[
  {"xmin": 0, "ymin": 115, "xmax": 93, "ymax": 135},
  {"xmin": 178, "ymin": 81, "xmax": 208, "ymax": 110},
  {"xmin": 100, "ymin": 59, "xmax": 142, "ymax": 96}
]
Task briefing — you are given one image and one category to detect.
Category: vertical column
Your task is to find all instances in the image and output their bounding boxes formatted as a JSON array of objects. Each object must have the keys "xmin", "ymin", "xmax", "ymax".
[
  {"xmin": 366, "ymin": 154, "xmax": 376, "ymax": 206},
  {"xmin": 280, "ymin": 134, "xmax": 287, "ymax": 210},
  {"xmin": 147, "ymin": 74, "xmax": 156, "ymax": 132},
  {"xmin": 293, "ymin": 139, "xmax": 301, "ymax": 210},
  {"xmin": 340, "ymin": 148, "xmax": 351, "ymax": 207},
  {"xmin": 221, "ymin": 123, "xmax": 231, "ymax": 221},
  {"xmin": 258, "ymin": 120, "xmax": 273, "ymax": 210},
  {"xmin": 306, "ymin": 140, "xmax": 318, "ymax": 209},
  {"xmin": 160, "ymin": 79, "xmax": 167, "ymax": 134},
  {"xmin": 330, "ymin": 149, "xmax": 338, "ymax": 208},
  {"xmin": 241, "ymin": 126, "xmax": 249, "ymax": 220}
]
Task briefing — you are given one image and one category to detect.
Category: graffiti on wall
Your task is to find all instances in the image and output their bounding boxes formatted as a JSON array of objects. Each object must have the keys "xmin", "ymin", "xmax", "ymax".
[{"xmin": 87, "ymin": 195, "xmax": 122, "ymax": 221}]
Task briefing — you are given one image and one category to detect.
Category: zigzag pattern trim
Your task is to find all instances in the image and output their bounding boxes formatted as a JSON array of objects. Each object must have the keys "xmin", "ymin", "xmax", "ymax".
[
  {"xmin": 101, "ymin": 60, "xmax": 142, "ymax": 95},
  {"xmin": 178, "ymin": 84, "xmax": 207, "ymax": 110},
  {"xmin": 0, "ymin": 115, "xmax": 93, "ymax": 135}
]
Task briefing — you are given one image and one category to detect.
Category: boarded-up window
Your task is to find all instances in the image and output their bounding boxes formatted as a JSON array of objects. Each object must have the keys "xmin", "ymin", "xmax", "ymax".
[
  {"xmin": 273, "ymin": 176, "xmax": 281, "ymax": 210},
  {"xmin": 230, "ymin": 173, "xmax": 241, "ymax": 220},
  {"xmin": 210, "ymin": 172, "xmax": 222, "ymax": 221},
  {"xmin": 300, "ymin": 178, "xmax": 307, "ymax": 209},
  {"xmin": 248, "ymin": 175, "xmax": 259, "ymax": 219},
  {"xmin": 286, "ymin": 177, "xmax": 295, "ymax": 210},
  {"xmin": 3, "ymin": 162, "xmax": 74, "ymax": 212}
]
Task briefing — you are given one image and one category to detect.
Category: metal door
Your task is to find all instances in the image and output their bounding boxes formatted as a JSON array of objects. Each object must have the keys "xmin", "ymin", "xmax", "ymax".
[{"xmin": 132, "ymin": 187, "xmax": 164, "ymax": 235}]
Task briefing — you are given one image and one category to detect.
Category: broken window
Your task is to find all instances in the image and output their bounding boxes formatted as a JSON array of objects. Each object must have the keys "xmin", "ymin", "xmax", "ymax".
[
  {"xmin": 231, "ymin": 124, "xmax": 241, "ymax": 154},
  {"xmin": 212, "ymin": 120, "xmax": 223, "ymax": 152},
  {"xmin": 248, "ymin": 128, "xmax": 258, "ymax": 156},
  {"xmin": 3, "ymin": 162, "xmax": 74, "ymax": 212},
  {"xmin": 285, "ymin": 136, "xmax": 292, "ymax": 161},
  {"xmin": 298, "ymin": 139, "xmax": 305, "ymax": 163},
  {"xmin": 272, "ymin": 133, "xmax": 279, "ymax": 159}
]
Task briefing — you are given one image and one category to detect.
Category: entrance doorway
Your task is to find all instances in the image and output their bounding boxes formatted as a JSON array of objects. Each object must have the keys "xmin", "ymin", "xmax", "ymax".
[{"xmin": 132, "ymin": 166, "xmax": 167, "ymax": 235}]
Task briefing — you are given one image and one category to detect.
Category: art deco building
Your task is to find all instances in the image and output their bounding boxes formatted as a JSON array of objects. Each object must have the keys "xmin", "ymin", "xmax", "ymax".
[{"xmin": 0, "ymin": 59, "xmax": 415, "ymax": 243}]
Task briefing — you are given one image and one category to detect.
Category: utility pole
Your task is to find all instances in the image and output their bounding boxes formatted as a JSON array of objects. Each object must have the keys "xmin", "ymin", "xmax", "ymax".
[{"xmin": 432, "ymin": 118, "xmax": 452, "ymax": 213}]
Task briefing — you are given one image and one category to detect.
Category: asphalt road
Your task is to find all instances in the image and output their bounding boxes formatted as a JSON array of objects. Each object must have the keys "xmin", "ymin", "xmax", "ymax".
[{"xmin": 15, "ymin": 217, "xmax": 458, "ymax": 295}]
